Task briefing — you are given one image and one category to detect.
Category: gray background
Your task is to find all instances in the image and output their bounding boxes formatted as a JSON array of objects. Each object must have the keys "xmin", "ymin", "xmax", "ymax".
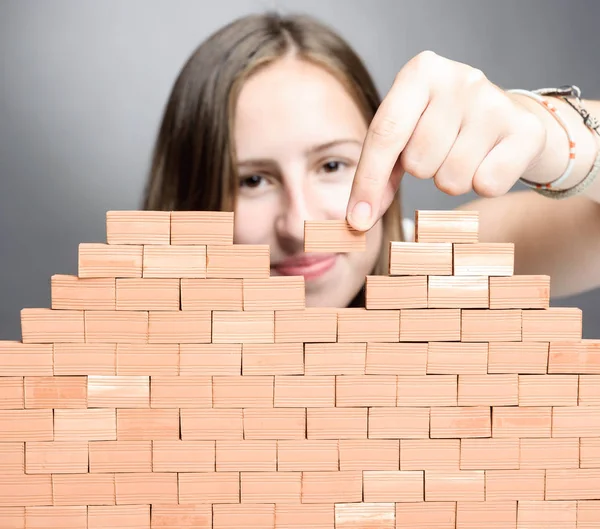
[{"xmin": 1, "ymin": 0, "xmax": 599, "ymax": 339}]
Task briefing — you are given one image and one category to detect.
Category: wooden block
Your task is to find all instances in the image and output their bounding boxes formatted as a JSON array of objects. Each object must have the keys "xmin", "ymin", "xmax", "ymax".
[
  {"xmin": 552, "ymin": 406, "xmax": 600, "ymax": 437},
  {"xmin": 397, "ymin": 374, "xmax": 457, "ymax": 406},
  {"xmin": 337, "ymin": 308, "xmax": 399, "ymax": 342},
  {"xmin": 546, "ymin": 468, "xmax": 600, "ymax": 500},
  {"xmin": 206, "ymin": 244, "xmax": 270, "ymax": 278},
  {"xmin": 115, "ymin": 472, "xmax": 178, "ymax": 504},
  {"xmin": 150, "ymin": 505, "xmax": 211, "ymax": 529},
  {"xmin": 338, "ymin": 439, "xmax": 399, "ymax": 470},
  {"xmin": 428, "ymin": 276, "xmax": 489, "ymax": 308},
  {"xmin": 0, "ymin": 475, "xmax": 52, "ymax": 507},
  {"xmin": 275, "ymin": 375, "xmax": 334, "ymax": 407},
  {"xmin": 25, "ymin": 441, "xmax": 88, "ymax": 474},
  {"xmin": 88, "ymin": 505, "xmax": 150, "ymax": 529},
  {"xmin": 275, "ymin": 309, "xmax": 337, "ymax": 343},
  {"xmin": 305, "ymin": 343, "xmax": 365, "ymax": 375},
  {"xmin": 0, "ymin": 377, "xmax": 23, "ymax": 409},
  {"xmin": 216, "ymin": 440, "xmax": 275, "ymax": 472},
  {"xmin": 336, "ymin": 374, "xmax": 396, "ymax": 407},
  {"xmin": 453, "ymin": 242, "xmax": 514, "ymax": 276},
  {"xmin": 488, "ymin": 342, "xmax": 549, "ymax": 374},
  {"xmin": 148, "ymin": 310, "xmax": 211, "ymax": 344},
  {"xmin": 243, "ymin": 277, "xmax": 305, "ymax": 310},
  {"xmin": 456, "ymin": 501, "xmax": 517, "ymax": 529},
  {"xmin": 389, "ymin": 242, "xmax": 452, "ymax": 275},
  {"xmin": 243, "ymin": 343, "xmax": 303, "ymax": 375},
  {"xmin": 180, "ymin": 278, "xmax": 243, "ymax": 311},
  {"xmin": 213, "ymin": 504, "xmax": 275, "ymax": 529},
  {"xmin": 522, "ymin": 308, "xmax": 582, "ymax": 342},
  {"xmin": 170, "ymin": 211, "xmax": 234, "ymax": 245},
  {"xmin": 485, "ymin": 470, "xmax": 545, "ymax": 500},
  {"xmin": 303, "ymin": 220, "xmax": 365, "ymax": 252},
  {"xmin": 576, "ymin": 500, "xmax": 600, "ymax": 529},
  {"xmin": 213, "ymin": 310, "xmax": 274, "ymax": 344},
  {"xmin": 368, "ymin": 407, "xmax": 429, "ymax": 439},
  {"xmin": 461, "ymin": 309, "xmax": 521, "ymax": 342},
  {"xmin": 520, "ymin": 438, "xmax": 579, "ymax": 469},
  {"xmin": 516, "ymin": 500, "xmax": 576, "ymax": 529},
  {"xmin": 307, "ymin": 408, "xmax": 366, "ymax": 439},
  {"xmin": 580, "ymin": 438, "xmax": 600, "ymax": 468},
  {"xmin": 241, "ymin": 471, "xmax": 301, "ymax": 503},
  {"xmin": 335, "ymin": 503, "xmax": 394, "ymax": 529},
  {"xmin": 21, "ymin": 308, "xmax": 84, "ymax": 344},
  {"xmin": 518, "ymin": 374, "xmax": 578, "ymax": 406},
  {"xmin": 0, "ymin": 442, "xmax": 24, "ymax": 474},
  {"xmin": 363, "ymin": 470, "xmax": 424, "ymax": 502},
  {"xmin": 116, "ymin": 278, "xmax": 180, "ymax": 311},
  {"xmin": 580, "ymin": 375, "xmax": 600, "ymax": 405},
  {"xmin": 143, "ymin": 245, "xmax": 206, "ymax": 278},
  {"xmin": 430, "ymin": 406, "xmax": 491, "ymax": 438},
  {"xmin": 458, "ymin": 374, "xmax": 518, "ymax": 406},
  {"xmin": 0, "ymin": 342, "xmax": 52, "ymax": 377},
  {"xmin": 0, "ymin": 507, "xmax": 24, "ymax": 529},
  {"xmin": 106, "ymin": 210, "xmax": 170, "ymax": 245},
  {"xmin": 85, "ymin": 310, "xmax": 148, "ymax": 343},
  {"xmin": 277, "ymin": 440, "xmax": 338, "ymax": 472},
  {"xmin": 492, "ymin": 406, "xmax": 551, "ymax": 438},
  {"xmin": 489, "ymin": 275, "xmax": 550, "ymax": 309},
  {"xmin": 180, "ymin": 343, "xmax": 241, "ymax": 375},
  {"xmin": 151, "ymin": 375, "xmax": 212, "ymax": 408},
  {"xmin": 244, "ymin": 408, "xmax": 306, "ymax": 440},
  {"xmin": 460, "ymin": 438, "xmax": 519, "ymax": 470},
  {"xmin": 178, "ymin": 472, "xmax": 240, "ymax": 504},
  {"xmin": 153, "ymin": 440, "xmax": 214, "ymax": 472},
  {"xmin": 427, "ymin": 342, "xmax": 488, "ymax": 375},
  {"xmin": 78, "ymin": 243, "xmax": 143, "ymax": 278},
  {"xmin": 365, "ymin": 275, "xmax": 427, "ymax": 309},
  {"xmin": 395, "ymin": 502, "xmax": 455, "ymax": 529},
  {"xmin": 301, "ymin": 471, "xmax": 362, "ymax": 503},
  {"xmin": 116, "ymin": 343, "xmax": 178, "ymax": 375},
  {"xmin": 116, "ymin": 409, "xmax": 179, "ymax": 440},
  {"xmin": 415, "ymin": 210, "xmax": 479, "ymax": 243},
  {"xmin": 27, "ymin": 506, "xmax": 87, "ymax": 529},
  {"xmin": 366, "ymin": 342, "xmax": 426, "ymax": 375},
  {"xmin": 425, "ymin": 470, "xmax": 484, "ymax": 501},
  {"xmin": 213, "ymin": 375, "xmax": 273, "ymax": 408},
  {"xmin": 180, "ymin": 409, "xmax": 243, "ymax": 440},
  {"xmin": 274, "ymin": 504, "xmax": 334, "ymax": 528},
  {"xmin": 51, "ymin": 274, "xmax": 116, "ymax": 310},
  {"xmin": 400, "ymin": 439, "xmax": 460, "ymax": 471},
  {"xmin": 24, "ymin": 376, "xmax": 87, "ymax": 409},
  {"xmin": 0, "ymin": 410, "xmax": 53, "ymax": 441},
  {"xmin": 54, "ymin": 343, "xmax": 116, "ymax": 376},
  {"xmin": 548, "ymin": 340, "xmax": 600, "ymax": 374},
  {"xmin": 89, "ymin": 440, "xmax": 152, "ymax": 473},
  {"xmin": 400, "ymin": 309, "xmax": 461, "ymax": 341},
  {"xmin": 54, "ymin": 408, "xmax": 116, "ymax": 441},
  {"xmin": 52, "ymin": 473, "xmax": 115, "ymax": 505}
]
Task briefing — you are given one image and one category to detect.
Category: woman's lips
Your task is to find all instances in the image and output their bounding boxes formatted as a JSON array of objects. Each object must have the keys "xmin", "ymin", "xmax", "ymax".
[{"xmin": 272, "ymin": 254, "xmax": 337, "ymax": 280}]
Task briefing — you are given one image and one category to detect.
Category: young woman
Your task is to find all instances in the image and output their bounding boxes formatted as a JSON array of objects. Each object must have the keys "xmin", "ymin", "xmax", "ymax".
[{"xmin": 143, "ymin": 13, "xmax": 600, "ymax": 309}]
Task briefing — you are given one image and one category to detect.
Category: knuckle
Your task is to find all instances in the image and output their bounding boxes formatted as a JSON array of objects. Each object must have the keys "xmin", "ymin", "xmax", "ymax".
[
  {"xmin": 369, "ymin": 115, "xmax": 401, "ymax": 144},
  {"xmin": 473, "ymin": 174, "xmax": 504, "ymax": 197},
  {"xmin": 405, "ymin": 50, "xmax": 438, "ymax": 76},
  {"xmin": 401, "ymin": 151, "xmax": 433, "ymax": 180},
  {"xmin": 434, "ymin": 174, "xmax": 471, "ymax": 196}
]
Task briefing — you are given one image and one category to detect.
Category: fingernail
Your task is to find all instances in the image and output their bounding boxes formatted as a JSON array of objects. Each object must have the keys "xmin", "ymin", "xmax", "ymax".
[{"xmin": 351, "ymin": 201, "xmax": 372, "ymax": 228}]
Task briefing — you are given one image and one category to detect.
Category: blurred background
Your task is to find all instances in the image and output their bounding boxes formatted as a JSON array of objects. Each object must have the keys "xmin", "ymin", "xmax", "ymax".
[{"xmin": 1, "ymin": 0, "xmax": 599, "ymax": 339}]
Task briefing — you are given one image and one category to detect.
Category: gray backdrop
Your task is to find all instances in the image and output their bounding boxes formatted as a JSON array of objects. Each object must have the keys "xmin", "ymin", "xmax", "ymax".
[{"xmin": 1, "ymin": 0, "xmax": 599, "ymax": 339}]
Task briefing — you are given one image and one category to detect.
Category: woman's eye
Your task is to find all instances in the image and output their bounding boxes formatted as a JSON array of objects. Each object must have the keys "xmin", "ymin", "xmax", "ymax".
[
  {"xmin": 322, "ymin": 160, "xmax": 344, "ymax": 173},
  {"xmin": 239, "ymin": 175, "xmax": 265, "ymax": 188}
]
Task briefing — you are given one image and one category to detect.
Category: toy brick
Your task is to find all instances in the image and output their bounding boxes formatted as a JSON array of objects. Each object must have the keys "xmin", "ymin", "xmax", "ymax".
[
  {"xmin": 0, "ymin": 443, "xmax": 24, "ymax": 474},
  {"xmin": 580, "ymin": 438, "xmax": 600, "ymax": 468},
  {"xmin": 215, "ymin": 440, "xmax": 275, "ymax": 472},
  {"xmin": 305, "ymin": 343, "xmax": 366, "ymax": 375},
  {"xmin": 116, "ymin": 409, "xmax": 179, "ymax": 440},
  {"xmin": 78, "ymin": 243, "xmax": 143, "ymax": 278},
  {"xmin": 397, "ymin": 375, "xmax": 457, "ymax": 406},
  {"xmin": 337, "ymin": 308, "xmax": 400, "ymax": 342},
  {"xmin": 548, "ymin": 340, "xmax": 600, "ymax": 374},
  {"xmin": 492, "ymin": 406, "xmax": 551, "ymax": 438},
  {"xmin": 0, "ymin": 377, "xmax": 23, "ymax": 409},
  {"xmin": 335, "ymin": 503, "xmax": 395, "ymax": 529},
  {"xmin": 116, "ymin": 343, "xmax": 178, "ymax": 375},
  {"xmin": 461, "ymin": 309, "xmax": 521, "ymax": 342},
  {"xmin": 178, "ymin": 472, "xmax": 240, "ymax": 504},
  {"xmin": 213, "ymin": 310, "xmax": 274, "ymax": 344},
  {"xmin": 244, "ymin": 408, "xmax": 306, "ymax": 440},
  {"xmin": 88, "ymin": 505, "xmax": 150, "ymax": 529},
  {"xmin": 275, "ymin": 376, "xmax": 334, "ymax": 407},
  {"xmin": 241, "ymin": 471, "xmax": 301, "ymax": 503},
  {"xmin": 453, "ymin": 242, "xmax": 514, "ymax": 276},
  {"xmin": 243, "ymin": 277, "xmax": 305, "ymax": 311},
  {"xmin": 522, "ymin": 307, "xmax": 582, "ymax": 342},
  {"xmin": 24, "ymin": 376, "xmax": 87, "ymax": 409},
  {"xmin": 458, "ymin": 374, "xmax": 518, "ymax": 406},
  {"xmin": 116, "ymin": 278, "xmax": 180, "ymax": 311},
  {"xmin": 243, "ymin": 343, "xmax": 304, "ymax": 375},
  {"xmin": 365, "ymin": 275, "xmax": 427, "ymax": 309},
  {"xmin": 180, "ymin": 409, "xmax": 243, "ymax": 440},
  {"xmin": 115, "ymin": 472, "xmax": 178, "ymax": 504},
  {"xmin": 54, "ymin": 408, "xmax": 115, "ymax": 442},
  {"xmin": 150, "ymin": 504, "xmax": 212, "ymax": 529},
  {"xmin": 274, "ymin": 504, "xmax": 334, "ymax": 528},
  {"xmin": 518, "ymin": 374, "xmax": 578, "ymax": 406},
  {"xmin": 400, "ymin": 309, "xmax": 461, "ymax": 342},
  {"xmin": 153, "ymin": 440, "xmax": 214, "ymax": 473},
  {"xmin": 427, "ymin": 342, "xmax": 488, "ymax": 375},
  {"xmin": 519, "ymin": 438, "xmax": 579, "ymax": 469},
  {"xmin": 87, "ymin": 375, "xmax": 149, "ymax": 408},
  {"xmin": 301, "ymin": 471, "xmax": 362, "ymax": 503},
  {"xmin": 179, "ymin": 343, "xmax": 241, "ymax": 375},
  {"xmin": 389, "ymin": 241, "xmax": 453, "ymax": 276},
  {"xmin": 85, "ymin": 310, "xmax": 148, "ymax": 343},
  {"xmin": 275, "ymin": 309, "xmax": 337, "ymax": 343},
  {"xmin": 577, "ymin": 500, "xmax": 600, "ymax": 528},
  {"xmin": 25, "ymin": 441, "xmax": 88, "ymax": 474},
  {"xmin": 277, "ymin": 440, "xmax": 339, "ymax": 471},
  {"xmin": 0, "ymin": 342, "xmax": 52, "ymax": 376},
  {"xmin": 487, "ymin": 341, "xmax": 549, "ymax": 374},
  {"xmin": 428, "ymin": 276, "xmax": 489, "ymax": 308},
  {"xmin": 430, "ymin": 406, "xmax": 491, "ymax": 438},
  {"xmin": 51, "ymin": 274, "xmax": 116, "ymax": 310},
  {"xmin": 552, "ymin": 406, "xmax": 600, "ymax": 437},
  {"xmin": 0, "ymin": 475, "xmax": 52, "ymax": 507},
  {"xmin": 366, "ymin": 342, "xmax": 426, "ymax": 375},
  {"xmin": 414, "ymin": 210, "xmax": 479, "ymax": 243},
  {"xmin": 460, "ymin": 438, "xmax": 519, "ymax": 470},
  {"xmin": 338, "ymin": 439, "xmax": 399, "ymax": 470},
  {"xmin": 368, "ymin": 407, "xmax": 430, "ymax": 439},
  {"xmin": 206, "ymin": 244, "xmax": 270, "ymax": 278},
  {"xmin": 148, "ymin": 310, "xmax": 211, "ymax": 344},
  {"xmin": 489, "ymin": 275, "xmax": 550, "ymax": 309},
  {"xmin": 52, "ymin": 473, "xmax": 115, "ymax": 505},
  {"xmin": 516, "ymin": 500, "xmax": 576, "ymax": 529},
  {"xmin": 89, "ymin": 440, "xmax": 152, "ymax": 473},
  {"xmin": 425, "ymin": 470, "xmax": 484, "ymax": 501},
  {"xmin": 303, "ymin": 220, "xmax": 366, "ymax": 252},
  {"xmin": 143, "ymin": 245, "xmax": 207, "ymax": 278},
  {"xmin": 546, "ymin": 468, "xmax": 600, "ymax": 500},
  {"xmin": 150, "ymin": 375, "xmax": 211, "ymax": 408},
  {"xmin": 54, "ymin": 343, "xmax": 116, "ymax": 376},
  {"xmin": 336, "ymin": 374, "xmax": 396, "ymax": 407},
  {"xmin": 26, "ymin": 506, "xmax": 88, "ymax": 529},
  {"xmin": 307, "ymin": 407, "xmax": 367, "ymax": 439},
  {"xmin": 400, "ymin": 439, "xmax": 460, "ymax": 471},
  {"xmin": 213, "ymin": 375, "xmax": 273, "ymax": 408},
  {"xmin": 395, "ymin": 502, "xmax": 455, "ymax": 529},
  {"xmin": 0, "ymin": 507, "xmax": 24, "ymax": 529},
  {"xmin": 580, "ymin": 375, "xmax": 600, "ymax": 405},
  {"xmin": 213, "ymin": 503, "xmax": 275, "ymax": 529},
  {"xmin": 21, "ymin": 308, "xmax": 84, "ymax": 344},
  {"xmin": 180, "ymin": 278, "xmax": 243, "ymax": 311},
  {"xmin": 170, "ymin": 211, "xmax": 234, "ymax": 245},
  {"xmin": 456, "ymin": 501, "xmax": 517, "ymax": 528},
  {"xmin": 0, "ymin": 410, "xmax": 53, "ymax": 441},
  {"xmin": 485, "ymin": 469, "xmax": 545, "ymax": 500},
  {"xmin": 106, "ymin": 210, "xmax": 170, "ymax": 245}
]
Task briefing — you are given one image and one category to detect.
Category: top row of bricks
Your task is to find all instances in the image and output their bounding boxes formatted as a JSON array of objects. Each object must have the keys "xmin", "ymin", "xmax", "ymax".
[{"xmin": 105, "ymin": 211, "xmax": 480, "ymax": 248}]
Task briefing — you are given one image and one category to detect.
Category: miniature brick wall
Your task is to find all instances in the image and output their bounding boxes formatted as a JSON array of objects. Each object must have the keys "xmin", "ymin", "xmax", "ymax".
[{"xmin": 1, "ymin": 209, "xmax": 599, "ymax": 528}]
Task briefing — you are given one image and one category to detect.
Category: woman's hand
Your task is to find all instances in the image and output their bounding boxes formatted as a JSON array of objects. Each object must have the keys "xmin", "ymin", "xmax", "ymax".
[{"xmin": 346, "ymin": 50, "xmax": 551, "ymax": 231}]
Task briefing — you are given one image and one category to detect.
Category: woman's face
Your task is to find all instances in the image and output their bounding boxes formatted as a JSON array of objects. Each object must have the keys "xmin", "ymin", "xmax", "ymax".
[{"xmin": 233, "ymin": 57, "xmax": 383, "ymax": 307}]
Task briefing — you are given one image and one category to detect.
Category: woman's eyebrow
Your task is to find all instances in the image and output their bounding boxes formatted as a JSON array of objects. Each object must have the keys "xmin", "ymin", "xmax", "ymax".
[{"xmin": 305, "ymin": 139, "xmax": 363, "ymax": 155}]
